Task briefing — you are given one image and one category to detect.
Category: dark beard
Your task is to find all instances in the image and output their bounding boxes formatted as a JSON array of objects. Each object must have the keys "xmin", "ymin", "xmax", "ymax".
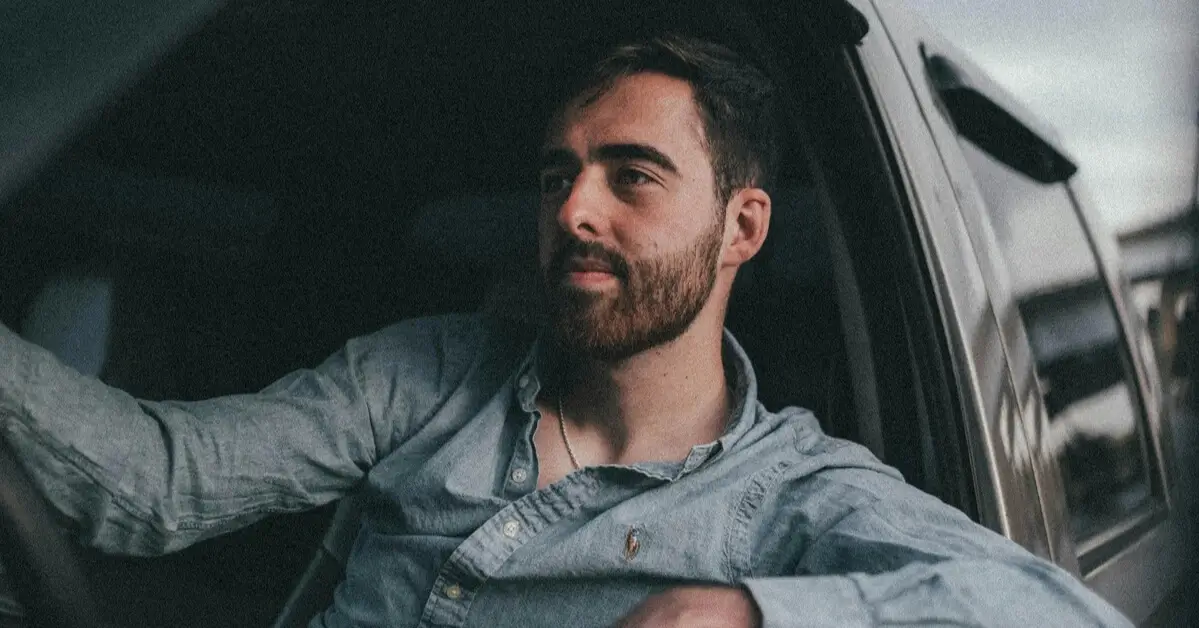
[{"xmin": 543, "ymin": 216, "xmax": 724, "ymax": 361}]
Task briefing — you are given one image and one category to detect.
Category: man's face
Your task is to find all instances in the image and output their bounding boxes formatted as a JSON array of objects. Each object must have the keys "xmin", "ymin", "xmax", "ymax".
[{"xmin": 538, "ymin": 72, "xmax": 727, "ymax": 361}]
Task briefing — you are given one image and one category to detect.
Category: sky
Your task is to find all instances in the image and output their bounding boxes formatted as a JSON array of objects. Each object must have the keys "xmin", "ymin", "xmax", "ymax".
[{"xmin": 901, "ymin": 0, "xmax": 1198, "ymax": 234}]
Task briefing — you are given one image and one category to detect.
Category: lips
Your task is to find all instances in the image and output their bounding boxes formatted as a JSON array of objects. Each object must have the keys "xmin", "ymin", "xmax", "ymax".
[
  {"xmin": 565, "ymin": 257, "xmax": 614, "ymax": 274},
  {"xmin": 549, "ymin": 239, "xmax": 629, "ymax": 285},
  {"xmin": 562, "ymin": 257, "xmax": 619, "ymax": 288}
]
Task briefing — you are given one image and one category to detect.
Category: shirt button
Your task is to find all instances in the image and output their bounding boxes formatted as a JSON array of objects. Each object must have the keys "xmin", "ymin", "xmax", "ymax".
[
  {"xmin": 510, "ymin": 468, "xmax": 528, "ymax": 483},
  {"xmin": 502, "ymin": 520, "xmax": 521, "ymax": 538},
  {"xmin": 444, "ymin": 583, "xmax": 463, "ymax": 600}
]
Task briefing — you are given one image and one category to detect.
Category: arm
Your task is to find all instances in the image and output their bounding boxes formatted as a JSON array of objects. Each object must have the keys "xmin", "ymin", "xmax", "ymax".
[
  {"xmin": 740, "ymin": 475, "xmax": 1133, "ymax": 628},
  {"xmin": 0, "ymin": 317, "xmax": 456, "ymax": 556}
]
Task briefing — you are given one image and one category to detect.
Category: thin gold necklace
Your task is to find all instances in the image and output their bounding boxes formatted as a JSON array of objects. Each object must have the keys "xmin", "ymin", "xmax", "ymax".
[{"xmin": 557, "ymin": 392, "xmax": 582, "ymax": 470}]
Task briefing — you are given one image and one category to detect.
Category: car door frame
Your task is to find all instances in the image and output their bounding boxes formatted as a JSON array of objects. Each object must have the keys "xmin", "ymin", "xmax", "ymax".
[{"xmin": 841, "ymin": 0, "xmax": 1055, "ymax": 556}]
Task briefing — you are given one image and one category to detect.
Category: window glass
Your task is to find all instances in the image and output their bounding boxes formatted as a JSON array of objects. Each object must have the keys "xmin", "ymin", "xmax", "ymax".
[{"xmin": 958, "ymin": 139, "xmax": 1157, "ymax": 544}]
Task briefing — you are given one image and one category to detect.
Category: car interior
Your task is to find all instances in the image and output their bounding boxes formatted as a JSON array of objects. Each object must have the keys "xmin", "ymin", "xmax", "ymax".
[{"xmin": 0, "ymin": 1, "xmax": 970, "ymax": 625}]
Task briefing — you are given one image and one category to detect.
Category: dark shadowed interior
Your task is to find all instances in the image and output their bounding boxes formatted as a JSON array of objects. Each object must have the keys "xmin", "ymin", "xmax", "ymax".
[{"xmin": 0, "ymin": 2, "xmax": 879, "ymax": 625}]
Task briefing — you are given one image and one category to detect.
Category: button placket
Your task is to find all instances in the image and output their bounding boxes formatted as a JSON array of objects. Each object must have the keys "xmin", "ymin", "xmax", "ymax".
[
  {"xmin": 418, "ymin": 571, "xmax": 475, "ymax": 628},
  {"xmin": 507, "ymin": 375, "xmax": 540, "ymax": 495},
  {"xmin": 417, "ymin": 473, "xmax": 601, "ymax": 627}
]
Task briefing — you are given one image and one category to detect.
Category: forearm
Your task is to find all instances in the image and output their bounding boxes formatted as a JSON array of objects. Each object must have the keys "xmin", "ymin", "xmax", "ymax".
[
  {"xmin": 742, "ymin": 557, "xmax": 1130, "ymax": 628},
  {"xmin": 0, "ymin": 323, "xmax": 376, "ymax": 555},
  {"xmin": 737, "ymin": 463, "xmax": 1134, "ymax": 628}
]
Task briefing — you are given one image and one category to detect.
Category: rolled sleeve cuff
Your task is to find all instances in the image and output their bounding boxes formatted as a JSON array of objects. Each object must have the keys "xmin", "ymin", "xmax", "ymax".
[{"xmin": 742, "ymin": 576, "xmax": 872, "ymax": 628}]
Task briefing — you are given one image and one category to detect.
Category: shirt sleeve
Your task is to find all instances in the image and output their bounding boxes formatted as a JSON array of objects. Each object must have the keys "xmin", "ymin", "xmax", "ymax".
[
  {"xmin": 740, "ymin": 472, "xmax": 1133, "ymax": 628},
  {"xmin": 0, "ymin": 317, "xmax": 454, "ymax": 556}
]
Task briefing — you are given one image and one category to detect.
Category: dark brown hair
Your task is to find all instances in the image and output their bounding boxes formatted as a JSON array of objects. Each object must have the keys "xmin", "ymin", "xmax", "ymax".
[{"xmin": 566, "ymin": 33, "xmax": 780, "ymax": 206}]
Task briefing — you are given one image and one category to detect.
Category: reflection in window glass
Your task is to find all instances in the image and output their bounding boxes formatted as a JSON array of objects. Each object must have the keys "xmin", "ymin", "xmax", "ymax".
[
  {"xmin": 958, "ymin": 140, "xmax": 1156, "ymax": 543},
  {"xmin": 1132, "ymin": 278, "xmax": 1195, "ymax": 391}
]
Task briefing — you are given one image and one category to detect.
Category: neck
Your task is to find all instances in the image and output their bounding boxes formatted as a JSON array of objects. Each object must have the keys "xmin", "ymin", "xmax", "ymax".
[{"xmin": 555, "ymin": 303, "xmax": 732, "ymax": 464}]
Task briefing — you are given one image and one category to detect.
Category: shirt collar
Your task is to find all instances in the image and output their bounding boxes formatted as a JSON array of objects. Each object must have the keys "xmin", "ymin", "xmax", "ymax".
[
  {"xmin": 512, "ymin": 328, "xmax": 761, "ymax": 479},
  {"xmin": 705, "ymin": 328, "xmax": 759, "ymax": 470}
]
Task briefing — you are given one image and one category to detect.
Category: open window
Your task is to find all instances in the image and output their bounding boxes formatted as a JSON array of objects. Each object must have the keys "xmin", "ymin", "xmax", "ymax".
[{"xmin": 731, "ymin": 6, "xmax": 975, "ymax": 518}]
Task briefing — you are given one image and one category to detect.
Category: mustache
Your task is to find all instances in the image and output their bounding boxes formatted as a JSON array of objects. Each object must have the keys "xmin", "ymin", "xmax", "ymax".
[{"xmin": 548, "ymin": 238, "xmax": 631, "ymax": 280}]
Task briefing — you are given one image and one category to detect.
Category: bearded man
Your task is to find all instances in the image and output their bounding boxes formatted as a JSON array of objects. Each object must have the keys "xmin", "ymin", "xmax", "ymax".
[{"xmin": 0, "ymin": 33, "xmax": 1132, "ymax": 628}]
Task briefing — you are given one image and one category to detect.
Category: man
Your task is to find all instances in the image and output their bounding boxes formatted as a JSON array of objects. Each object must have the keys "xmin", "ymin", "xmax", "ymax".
[{"xmin": 0, "ymin": 34, "xmax": 1131, "ymax": 627}]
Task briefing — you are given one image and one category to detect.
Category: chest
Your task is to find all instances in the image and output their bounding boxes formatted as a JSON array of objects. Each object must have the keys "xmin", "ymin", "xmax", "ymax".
[
  {"xmin": 342, "ymin": 444, "xmax": 754, "ymax": 627},
  {"xmin": 363, "ymin": 439, "xmax": 746, "ymax": 575},
  {"xmin": 359, "ymin": 400, "xmax": 754, "ymax": 582},
  {"xmin": 332, "ymin": 393, "xmax": 797, "ymax": 626}
]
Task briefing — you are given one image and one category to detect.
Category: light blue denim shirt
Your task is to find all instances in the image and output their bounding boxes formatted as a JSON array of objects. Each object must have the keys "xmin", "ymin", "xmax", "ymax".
[{"xmin": 0, "ymin": 314, "xmax": 1131, "ymax": 627}]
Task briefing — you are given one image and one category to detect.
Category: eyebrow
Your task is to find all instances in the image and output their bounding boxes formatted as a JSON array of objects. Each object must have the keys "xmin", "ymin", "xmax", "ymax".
[
  {"xmin": 593, "ymin": 144, "xmax": 679, "ymax": 175},
  {"xmin": 539, "ymin": 143, "xmax": 680, "ymax": 176}
]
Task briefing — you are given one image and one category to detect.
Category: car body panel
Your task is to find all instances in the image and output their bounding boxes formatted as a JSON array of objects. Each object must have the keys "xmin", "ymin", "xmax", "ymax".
[
  {"xmin": 849, "ymin": 0, "xmax": 1053, "ymax": 555},
  {"xmin": 865, "ymin": 0, "xmax": 1077, "ymax": 572}
]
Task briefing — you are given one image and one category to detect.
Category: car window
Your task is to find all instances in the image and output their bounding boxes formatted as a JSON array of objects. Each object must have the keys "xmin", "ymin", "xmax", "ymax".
[{"xmin": 956, "ymin": 138, "xmax": 1161, "ymax": 546}]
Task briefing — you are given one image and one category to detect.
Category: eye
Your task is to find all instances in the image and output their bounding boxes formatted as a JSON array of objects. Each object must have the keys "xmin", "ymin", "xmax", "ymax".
[
  {"xmin": 613, "ymin": 168, "xmax": 653, "ymax": 187},
  {"xmin": 539, "ymin": 171, "xmax": 573, "ymax": 195}
]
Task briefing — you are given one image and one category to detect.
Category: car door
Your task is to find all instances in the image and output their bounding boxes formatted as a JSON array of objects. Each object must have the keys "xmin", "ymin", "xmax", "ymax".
[{"xmin": 868, "ymin": 1, "xmax": 1192, "ymax": 623}]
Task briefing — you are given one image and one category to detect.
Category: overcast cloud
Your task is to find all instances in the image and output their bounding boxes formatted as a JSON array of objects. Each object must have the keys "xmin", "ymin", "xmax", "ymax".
[{"xmin": 900, "ymin": 0, "xmax": 1198, "ymax": 233}]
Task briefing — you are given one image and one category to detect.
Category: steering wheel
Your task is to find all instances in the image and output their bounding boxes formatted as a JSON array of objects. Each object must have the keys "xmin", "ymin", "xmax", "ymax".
[{"xmin": 0, "ymin": 436, "xmax": 103, "ymax": 628}]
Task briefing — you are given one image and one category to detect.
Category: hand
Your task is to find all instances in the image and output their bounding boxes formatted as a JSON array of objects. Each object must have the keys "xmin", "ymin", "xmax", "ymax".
[{"xmin": 614, "ymin": 585, "xmax": 763, "ymax": 628}]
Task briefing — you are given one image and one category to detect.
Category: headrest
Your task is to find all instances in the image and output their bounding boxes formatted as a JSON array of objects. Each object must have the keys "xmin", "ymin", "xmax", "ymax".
[{"xmin": 405, "ymin": 192, "xmax": 537, "ymax": 269}]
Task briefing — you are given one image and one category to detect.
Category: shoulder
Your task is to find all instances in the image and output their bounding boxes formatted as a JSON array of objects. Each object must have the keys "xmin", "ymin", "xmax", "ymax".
[
  {"xmin": 735, "ymin": 405, "xmax": 929, "ymax": 528},
  {"xmin": 346, "ymin": 312, "xmax": 536, "ymax": 372},
  {"xmin": 748, "ymin": 406, "xmax": 998, "ymax": 544},
  {"xmin": 338, "ymin": 313, "xmax": 537, "ymax": 448},
  {"xmin": 341, "ymin": 312, "xmax": 536, "ymax": 416},
  {"xmin": 742, "ymin": 405, "xmax": 903, "ymax": 491},
  {"xmin": 735, "ymin": 407, "xmax": 988, "ymax": 572},
  {"xmin": 349, "ymin": 312, "xmax": 493, "ymax": 352}
]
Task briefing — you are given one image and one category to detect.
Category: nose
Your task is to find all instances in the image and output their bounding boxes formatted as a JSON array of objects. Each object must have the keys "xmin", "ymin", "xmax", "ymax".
[{"xmin": 553, "ymin": 169, "xmax": 608, "ymax": 239}]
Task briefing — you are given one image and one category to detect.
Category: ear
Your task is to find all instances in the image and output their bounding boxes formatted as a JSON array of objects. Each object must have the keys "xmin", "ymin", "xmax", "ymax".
[{"xmin": 721, "ymin": 187, "xmax": 771, "ymax": 268}]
